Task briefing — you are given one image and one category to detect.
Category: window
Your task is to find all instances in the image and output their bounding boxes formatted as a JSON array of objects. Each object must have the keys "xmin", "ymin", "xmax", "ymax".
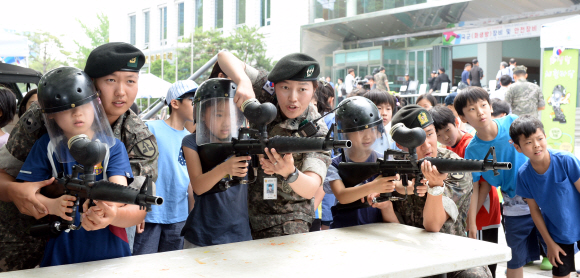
[
  {"xmin": 177, "ymin": 2, "xmax": 185, "ymax": 37},
  {"xmin": 314, "ymin": 0, "xmax": 346, "ymax": 21},
  {"xmin": 144, "ymin": 11, "xmax": 150, "ymax": 45},
  {"xmin": 195, "ymin": 0, "xmax": 203, "ymax": 28},
  {"xmin": 215, "ymin": 0, "xmax": 223, "ymax": 28},
  {"xmin": 159, "ymin": 6, "xmax": 167, "ymax": 45},
  {"xmin": 260, "ymin": 0, "xmax": 270, "ymax": 26},
  {"xmin": 236, "ymin": 0, "xmax": 246, "ymax": 25},
  {"xmin": 129, "ymin": 15, "xmax": 136, "ymax": 45}
]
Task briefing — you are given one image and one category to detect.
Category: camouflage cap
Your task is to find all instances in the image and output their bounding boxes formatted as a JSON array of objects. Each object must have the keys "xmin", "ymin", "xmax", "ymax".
[{"xmin": 513, "ymin": 65, "xmax": 527, "ymax": 75}]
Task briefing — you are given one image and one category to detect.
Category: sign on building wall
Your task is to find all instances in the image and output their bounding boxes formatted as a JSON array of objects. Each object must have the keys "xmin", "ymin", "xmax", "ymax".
[
  {"xmin": 541, "ymin": 49, "xmax": 578, "ymax": 153},
  {"xmin": 442, "ymin": 19, "xmax": 545, "ymax": 46}
]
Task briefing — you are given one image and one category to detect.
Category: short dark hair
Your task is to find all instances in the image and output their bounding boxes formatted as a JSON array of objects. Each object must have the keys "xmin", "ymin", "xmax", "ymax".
[
  {"xmin": 0, "ymin": 86, "xmax": 17, "ymax": 128},
  {"xmin": 347, "ymin": 68, "xmax": 355, "ymax": 74},
  {"xmin": 378, "ymin": 66, "xmax": 385, "ymax": 71},
  {"xmin": 509, "ymin": 115, "xmax": 544, "ymax": 145},
  {"xmin": 500, "ymin": 75, "xmax": 512, "ymax": 86},
  {"xmin": 365, "ymin": 75, "xmax": 374, "ymax": 81},
  {"xmin": 464, "ymin": 63, "xmax": 471, "ymax": 69},
  {"xmin": 472, "ymin": 59, "xmax": 478, "ymax": 64},
  {"xmin": 509, "ymin": 58, "xmax": 516, "ymax": 65},
  {"xmin": 490, "ymin": 98, "xmax": 510, "ymax": 117},
  {"xmin": 315, "ymin": 81, "xmax": 335, "ymax": 114},
  {"xmin": 439, "ymin": 67, "xmax": 445, "ymax": 73},
  {"xmin": 209, "ymin": 62, "xmax": 228, "ymax": 79},
  {"xmin": 429, "ymin": 105, "xmax": 456, "ymax": 132},
  {"xmin": 349, "ymin": 88, "xmax": 366, "ymax": 97},
  {"xmin": 416, "ymin": 93, "xmax": 437, "ymax": 107},
  {"xmin": 168, "ymin": 92, "xmax": 196, "ymax": 115},
  {"xmin": 453, "ymin": 86, "xmax": 490, "ymax": 116},
  {"xmin": 337, "ymin": 78, "xmax": 343, "ymax": 82},
  {"xmin": 364, "ymin": 89, "xmax": 396, "ymax": 113},
  {"xmin": 18, "ymin": 88, "xmax": 38, "ymax": 118}
]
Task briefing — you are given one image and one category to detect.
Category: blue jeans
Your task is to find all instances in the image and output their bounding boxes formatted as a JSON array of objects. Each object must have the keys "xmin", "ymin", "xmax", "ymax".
[{"xmin": 132, "ymin": 221, "xmax": 186, "ymax": 255}]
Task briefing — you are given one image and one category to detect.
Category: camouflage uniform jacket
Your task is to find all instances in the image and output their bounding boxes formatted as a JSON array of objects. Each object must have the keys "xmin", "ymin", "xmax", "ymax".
[
  {"xmin": 374, "ymin": 72, "xmax": 388, "ymax": 91},
  {"xmin": 244, "ymin": 65, "xmax": 332, "ymax": 232},
  {"xmin": 504, "ymin": 79, "xmax": 545, "ymax": 118},
  {"xmin": 391, "ymin": 148, "xmax": 472, "ymax": 237},
  {"xmin": 0, "ymin": 101, "xmax": 158, "ymax": 272}
]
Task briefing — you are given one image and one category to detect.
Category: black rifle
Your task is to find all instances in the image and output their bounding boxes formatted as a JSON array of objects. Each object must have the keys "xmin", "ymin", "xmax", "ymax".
[
  {"xmin": 30, "ymin": 135, "xmax": 163, "ymax": 237},
  {"xmin": 334, "ymin": 123, "xmax": 511, "ymax": 211},
  {"xmin": 197, "ymin": 101, "xmax": 352, "ymax": 195}
]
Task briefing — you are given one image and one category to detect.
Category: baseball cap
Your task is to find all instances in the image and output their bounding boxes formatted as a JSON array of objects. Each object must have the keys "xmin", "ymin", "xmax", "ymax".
[{"xmin": 166, "ymin": 80, "xmax": 199, "ymax": 104}]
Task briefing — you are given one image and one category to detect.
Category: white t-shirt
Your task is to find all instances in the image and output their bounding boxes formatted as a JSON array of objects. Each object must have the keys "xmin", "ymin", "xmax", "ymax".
[
  {"xmin": 490, "ymin": 86, "xmax": 508, "ymax": 101},
  {"xmin": 345, "ymin": 74, "xmax": 355, "ymax": 95}
]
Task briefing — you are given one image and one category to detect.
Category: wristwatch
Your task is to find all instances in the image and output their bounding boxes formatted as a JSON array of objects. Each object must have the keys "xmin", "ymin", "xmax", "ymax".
[
  {"xmin": 427, "ymin": 182, "xmax": 445, "ymax": 196},
  {"xmin": 284, "ymin": 167, "xmax": 300, "ymax": 184}
]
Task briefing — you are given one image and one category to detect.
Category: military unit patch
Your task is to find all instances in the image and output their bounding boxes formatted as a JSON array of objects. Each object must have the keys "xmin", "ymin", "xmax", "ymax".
[
  {"xmin": 127, "ymin": 57, "xmax": 138, "ymax": 68},
  {"xmin": 136, "ymin": 139, "xmax": 156, "ymax": 157},
  {"xmin": 417, "ymin": 111, "xmax": 429, "ymax": 126},
  {"xmin": 305, "ymin": 65, "xmax": 315, "ymax": 78}
]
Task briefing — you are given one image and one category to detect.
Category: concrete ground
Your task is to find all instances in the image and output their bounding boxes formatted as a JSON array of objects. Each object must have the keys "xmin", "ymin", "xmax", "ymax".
[{"xmin": 493, "ymin": 225, "xmax": 580, "ymax": 278}]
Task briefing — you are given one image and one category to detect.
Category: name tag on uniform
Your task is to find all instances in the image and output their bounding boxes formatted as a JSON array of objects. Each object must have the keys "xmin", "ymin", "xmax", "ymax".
[{"xmin": 263, "ymin": 177, "xmax": 277, "ymax": 200}]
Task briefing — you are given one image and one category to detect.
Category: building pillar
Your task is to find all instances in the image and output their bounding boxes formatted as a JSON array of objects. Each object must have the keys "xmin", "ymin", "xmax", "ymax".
[
  {"xmin": 477, "ymin": 41, "xmax": 502, "ymax": 88},
  {"xmin": 346, "ymin": 0, "xmax": 356, "ymax": 17}
]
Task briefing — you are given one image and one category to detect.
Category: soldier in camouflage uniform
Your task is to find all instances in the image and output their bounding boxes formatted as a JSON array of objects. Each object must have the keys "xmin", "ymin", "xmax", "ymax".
[
  {"xmin": 390, "ymin": 105, "xmax": 492, "ymax": 278},
  {"xmin": 504, "ymin": 65, "xmax": 545, "ymax": 118},
  {"xmin": 0, "ymin": 42, "xmax": 158, "ymax": 272},
  {"xmin": 217, "ymin": 52, "xmax": 332, "ymax": 239}
]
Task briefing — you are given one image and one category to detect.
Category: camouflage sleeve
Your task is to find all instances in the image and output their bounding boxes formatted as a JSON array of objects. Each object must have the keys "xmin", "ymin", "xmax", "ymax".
[
  {"xmin": 0, "ymin": 146, "xmax": 23, "ymax": 177},
  {"xmin": 301, "ymin": 151, "xmax": 332, "ymax": 185},
  {"xmin": 244, "ymin": 64, "xmax": 275, "ymax": 104},
  {"xmin": 127, "ymin": 134, "xmax": 159, "ymax": 187},
  {"xmin": 440, "ymin": 149, "xmax": 473, "ymax": 228},
  {"xmin": 5, "ymin": 101, "xmax": 47, "ymax": 162},
  {"xmin": 537, "ymin": 86, "xmax": 545, "ymax": 108},
  {"xmin": 504, "ymin": 88, "xmax": 512, "ymax": 105}
]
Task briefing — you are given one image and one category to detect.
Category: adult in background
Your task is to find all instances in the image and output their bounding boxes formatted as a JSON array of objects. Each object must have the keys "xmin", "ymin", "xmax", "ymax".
[
  {"xmin": 504, "ymin": 65, "xmax": 545, "ymax": 119},
  {"xmin": 335, "ymin": 78, "xmax": 345, "ymax": 105},
  {"xmin": 325, "ymin": 76, "xmax": 334, "ymax": 88},
  {"xmin": 490, "ymin": 75, "xmax": 511, "ymax": 101},
  {"xmin": 462, "ymin": 63, "xmax": 471, "ymax": 85},
  {"xmin": 365, "ymin": 75, "xmax": 375, "ymax": 89},
  {"xmin": 434, "ymin": 67, "xmax": 451, "ymax": 92},
  {"xmin": 374, "ymin": 66, "xmax": 391, "ymax": 92},
  {"xmin": 508, "ymin": 58, "xmax": 516, "ymax": 82},
  {"xmin": 428, "ymin": 70, "xmax": 438, "ymax": 91},
  {"xmin": 0, "ymin": 42, "xmax": 159, "ymax": 272},
  {"xmin": 18, "ymin": 89, "xmax": 38, "ymax": 118},
  {"xmin": 469, "ymin": 59, "xmax": 484, "ymax": 87},
  {"xmin": 495, "ymin": 61, "xmax": 511, "ymax": 90},
  {"xmin": 345, "ymin": 68, "xmax": 356, "ymax": 96}
]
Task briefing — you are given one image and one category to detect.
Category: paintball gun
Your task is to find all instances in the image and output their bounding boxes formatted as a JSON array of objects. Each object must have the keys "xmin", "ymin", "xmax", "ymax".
[
  {"xmin": 197, "ymin": 100, "xmax": 352, "ymax": 195},
  {"xmin": 30, "ymin": 134, "xmax": 163, "ymax": 237},
  {"xmin": 334, "ymin": 123, "xmax": 511, "ymax": 211}
]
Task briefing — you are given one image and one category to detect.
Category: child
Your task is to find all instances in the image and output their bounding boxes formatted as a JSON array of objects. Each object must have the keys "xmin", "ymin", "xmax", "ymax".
[
  {"xmin": 0, "ymin": 86, "xmax": 16, "ymax": 148},
  {"xmin": 416, "ymin": 93, "xmax": 437, "ymax": 110},
  {"xmin": 16, "ymin": 67, "xmax": 143, "ymax": 266},
  {"xmin": 181, "ymin": 78, "xmax": 252, "ymax": 247},
  {"xmin": 455, "ymin": 87, "xmax": 536, "ymax": 278},
  {"xmin": 490, "ymin": 98, "xmax": 510, "ymax": 119},
  {"xmin": 324, "ymin": 96, "xmax": 399, "ymax": 228},
  {"xmin": 511, "ymin": 115, "xmax": 580, "ymax": 278},
  {"xmin": 363, "ymin": 89, "xmax": 399, "ymax": 154},
  {"xmin": 429, "ymin": 105, "xmax": 501, "ymax": 277},
  {"xmin": 132, "ymin": 80, "xmax": 197, "ymax": 254}
]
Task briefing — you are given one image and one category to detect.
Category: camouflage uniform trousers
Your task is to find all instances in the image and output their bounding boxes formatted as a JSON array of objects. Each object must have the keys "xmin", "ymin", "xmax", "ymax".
[
  {"xmin": 251, "ymin": 220, "xmax": 311, "ymax": 240},
  {"xmin": 425, "ymin": 265, "xmax": 492, "ymax": 278}
]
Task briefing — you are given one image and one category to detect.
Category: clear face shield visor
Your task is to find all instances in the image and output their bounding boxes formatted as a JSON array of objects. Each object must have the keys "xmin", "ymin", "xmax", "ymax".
[
  {"xmin": 195, "ymin": 98, "xmax": 246, "ymax": 145},
  {"xmin": 42, "ymin": 97, "xmax": 116, "ymax": 163},
  {"xmin": 338, "ymin": 124, "xmax": 383, "ymax": 158}
]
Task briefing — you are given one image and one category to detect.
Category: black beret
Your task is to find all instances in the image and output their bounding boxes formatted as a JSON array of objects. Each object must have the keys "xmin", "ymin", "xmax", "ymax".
[
  {"xmin": 268, "ymin": 53, "xmax": 319, "ymax": 83},
  {"xmin": 391, "ymin": 105, "xmax": 433, "ymax": 129},
  {"xmin": 84, "ymin": 42, "xmax": 145, "ymax": 78}
]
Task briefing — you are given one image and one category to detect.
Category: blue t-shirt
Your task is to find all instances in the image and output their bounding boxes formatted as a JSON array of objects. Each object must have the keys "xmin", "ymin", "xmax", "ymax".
[
  {"xmin": 461, "ymin": 70, "xmax": 470, "ymax": 84},
  {"xmin": 325, "ymin": 151, "xmax": 383, "ymax": 229},
  {"xmin": 17, "ymin": 133, "xmax": 133, "ymax": 267},
  {"xmin": 145, "ymin": 120, "xmax": 190, "ymax": 224},
  {"xmin": 516, "ymin": 149, "xmax": 580, "ymax": 244},
  {"xmin": 320, "ymin": 112, "xmax": 337, "ymax": 222},
  {"xmin": 180, "ymin": 134, "xmax": 252, "ymax": 246}
]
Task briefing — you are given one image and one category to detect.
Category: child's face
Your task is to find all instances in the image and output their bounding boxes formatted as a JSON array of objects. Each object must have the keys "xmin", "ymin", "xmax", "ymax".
[
  {"xmin": 345, "ymin": 127, "xmax": 378, "ymax": 151},
  {"xmin": 204, "ymin": 102, "xmax": 232, "ymax": 140},
  {"xmin": 275, "ymin": 80, "xmax": 314, "ymax": 119},
  {"xmin": 376, "ymin": 103, "xmax": 393, "ymax": 127},
  {"xmin": 459, "ymin": 99, "xmax": 493, "ymax": 130},
  {"xmin": 94, "ymin": 71, "xmax": 139, "ymax": 122},
  {"xmin": 175, "ymin": 97, "xmax": 195, "ymax": 122},
  {"xmin": 417, "ymin": 98, "xmax": 433, "ymax": 110},
  {"xmin": 514, "ymin": 128, "xmax": 548, "ymax": 162},
  {"xmin": 51, "ymin": 102, "xmax": 95, "ymax": 139},
  {"xmin": 436, "ymin": 123, "xmax": 461, "ymax": 147}
]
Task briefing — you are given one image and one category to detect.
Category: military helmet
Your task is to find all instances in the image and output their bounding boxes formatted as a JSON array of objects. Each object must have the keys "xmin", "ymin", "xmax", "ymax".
[
  {"xmin": 38, "ymin": 67, "xmax": 97, "ymax": 113},
  {"xmin": 335, "ymin": 96, "xmax": 382, "ymax": 133},
  {"xmin": 194, "ymin": 78, "xmax": 236, "ymax": 105},
  {"xmin": 553, "ymin": 84, "xmax": 565, "ymax": 97}
]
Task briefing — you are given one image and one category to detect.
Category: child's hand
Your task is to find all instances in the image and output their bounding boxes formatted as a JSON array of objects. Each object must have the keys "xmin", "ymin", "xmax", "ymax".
[
  {"xmin": 137, "ymin": 220, "xmax": 145, "ymax": 234},
  {"xmin": 467, "ymin": 222, "xmax": 478, "ymax": 239},
  {"xmin": 370, "ymin": 174, "xmax": 398, "ymax": 194},
  {"xmin": 421, "ymin": 160, "xmax": 447, "ymax": 188},
  {"xmin": 221, "ymin": 156, "xmax": 251, "ymax": 178},
  {"xmin": 260, "ymin": 148, "xmax": 295, "ymax": 178},
  {"xmin": 81, "ymin": 200, "xmax": 118, "ymax": 231},
  {"xmin": 366, "ymin": 193, "xmax": 391, "ymax": 210},
  {"xmin": 46, "ymin": 195, "xmax": 76, "ymax": 221},
  {"xmin": 547, "ymin": 241, "xmax": 567, "ymax": 267}
]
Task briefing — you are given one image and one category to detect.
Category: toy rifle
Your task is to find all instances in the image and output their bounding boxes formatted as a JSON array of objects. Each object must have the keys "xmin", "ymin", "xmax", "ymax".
[
  {"xmin": 30, "ymin": 135, "xmax": 163, "ymax": 237},
  {"xmin": 197, "ymin": 100, "xmax": 352, "ymax": 195},
  {"xmin": 334, "ymin": 123, "xmax": 511, "ymax": 211}
]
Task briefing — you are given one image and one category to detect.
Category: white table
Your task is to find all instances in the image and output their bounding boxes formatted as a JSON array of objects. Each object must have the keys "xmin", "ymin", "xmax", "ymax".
[{"xmin": 0, "ymin": 223, "xmax": 511, "ymax": 278}]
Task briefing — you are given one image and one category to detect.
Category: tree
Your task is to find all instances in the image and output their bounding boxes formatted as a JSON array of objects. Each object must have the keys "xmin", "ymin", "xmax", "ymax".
[
  {"xmin": 25, "ymin": 31, "xmax": 70, "ymax": 74},
  {"xmin": 229, "ymin": 26, "xmax": 275, "ymax": 72},
  {"xmin": 73, "ymin": 13, "xmax": 109, "ymax": 69},
  {"xmin": 150, "ymin": 59, "xmax": 176, "ymax": 83}
]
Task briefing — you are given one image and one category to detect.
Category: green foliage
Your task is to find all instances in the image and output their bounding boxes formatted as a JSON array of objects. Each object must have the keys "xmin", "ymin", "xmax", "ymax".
[
  {"xmin": 149, "ymin": 59, "xmax": 176, "ymax": 83},
  {"xmin": 166, "ymin": 26, "xmax": 275, "ymax": 84},
  {"xmin": 24, "ymin": 31, "xmax": 70, "ymax": 74},
  {"xmin": 73, "ymin": 13, "xmax": 109, "ymax": 69}
]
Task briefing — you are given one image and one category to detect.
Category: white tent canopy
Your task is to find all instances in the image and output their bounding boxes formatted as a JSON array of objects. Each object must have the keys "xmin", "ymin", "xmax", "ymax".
[
  {"xmin": 541, "ymin": 15, "xmax": 580, "ymax": 49},
  {"xmin": 136, "ymin": 73, "xmax": 172, "ymax": 98},
  {"xmin": 0, "ymin": 31, "xmax": 28, "ymax": 57}
]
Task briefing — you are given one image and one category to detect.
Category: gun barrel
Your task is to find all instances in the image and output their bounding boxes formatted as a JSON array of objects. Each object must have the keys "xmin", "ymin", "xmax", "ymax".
[
  {"xmin": 143, "ymin": 195, "xmax": 164, "ymax": 206},
  {"xmin": 421, "ymin": 157, "xmax": 511, "ymax": 173},
  {"xmin": 491, "ymin": 162, "xmax": 511, "ymax": 170},
  {"xmin": 267, "ymin": 136, "xmax": 348, "ymax": 153},
  {"xmin": 327, "ymin": 140, "xmax": 351, "ymax": 149},
  {"xmin": 89, "ymin": 180, "xmax": 163, "ymax": 207}
]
